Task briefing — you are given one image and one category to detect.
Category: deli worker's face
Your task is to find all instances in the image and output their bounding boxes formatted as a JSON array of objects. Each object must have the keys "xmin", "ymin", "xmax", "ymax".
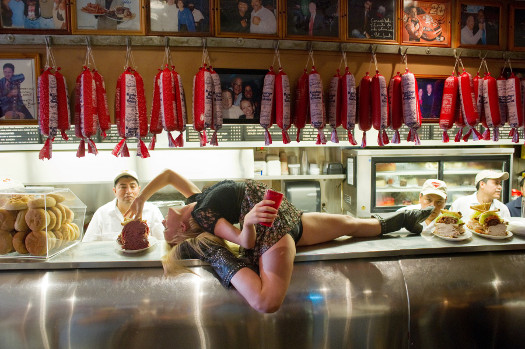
[
  {"xmin": 113, "ymin": 177, "xmax": 140, "ymax": 205},
  {"xmin": 481, "ymin": 179, "xmax": 502, "ymax": 199},
  {"xmin": 419, "ymin": 193, "xmax": 446, "ymax": 220}
]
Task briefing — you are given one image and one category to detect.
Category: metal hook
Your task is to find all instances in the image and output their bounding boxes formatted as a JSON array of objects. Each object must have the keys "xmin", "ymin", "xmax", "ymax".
[
  {"xmin": 398, "ymin": 46, "xmax": 408, "ymax": 57},
  {"xmin": 44, "ymin": 35, "xmax": 51, "ymax": 47},
  {"xmin": 165, "ymin": 36, "xmax": 170, "ymax": 49},
  {"xmin": 126, "ymin": 36, "xmax": 131, "ymax": 49},
  {"xmin": 273, "ymin": 40, "xmax": 279, "ymax": 50},
  {"xmin": 369, "ymin": 44, "xmax": 377, "ymax": 54},
  {"xmin": 202, "ymin": 37, "xmax": 207, "ymax": 50},
  {"xmin": 85, "ymin": 36, "xmax": 91, "ymax": 50},
  {"xmin": 307, "ymin": 41, "xmax": 313, "ymax": 53}
]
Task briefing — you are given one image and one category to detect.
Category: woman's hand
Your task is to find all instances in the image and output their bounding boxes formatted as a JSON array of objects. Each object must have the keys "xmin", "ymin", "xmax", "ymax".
[
  {"xmin": 124, "ymin": 196, "xmax": 146, "ymax": 219},
  {"xmin": 244, "ymin": 200, "xmax": 278, "ymax": 226}
]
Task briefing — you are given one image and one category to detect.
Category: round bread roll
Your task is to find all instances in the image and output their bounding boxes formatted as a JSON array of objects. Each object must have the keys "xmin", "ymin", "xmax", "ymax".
[
  {"xmin": 27, "ymin": 196, "xmax": 56, "ymax": 209},
  {"xmin": 0, "ymin": 230, "xmax": 14, "ymax": 254},
  {"xmin": 46, "ymin": 209, "xmax": 57, "ymax": 231},
  {"xmin": 0, "ymin": 208, "xmax": 16, "ymax": 231},
  {"xmin": 4, "ymin": 195, "xmax": 29, "ymax": 210},
  {"xmin": 25, "ymin": 208, "xmax": 49, "ymax": 232},
  {"xmin": 48, "ymin": 206, "xmax": 62, "ymax": 230},
  {"xmin": 55, "ymin": 203, "xmax": 69, "ymax": 223},
  {"xmin": 53, "ymin": 229, "xmax": 63, "ymax": 248},
  {"xmin": 12, "ymin": 231, "xmax": 29, "ymax": 254},
  {"xmin": 14, "ymin": 209, "xmax": 30, "ymax": 232},
  {"xmin": 69, "ymin": 222, "xmax": 80, "ymax": 240},
  {"xmin": 25, "ymin": 231, "xmax": 47, "ymax": 256},
  {"xmin": 60, "ymin": 224, "xmax": 73, "ymax": 241},
  {"xmin": 46, "ymin": 231, "xmax": 56, "ymax": 250},
  {"xmin": 48, "ymin": 193, "xmax": 66, "ymax": 203},
  {"xmin": 63, "ymin": 205, "xmax": 74, "ymax": 223}
]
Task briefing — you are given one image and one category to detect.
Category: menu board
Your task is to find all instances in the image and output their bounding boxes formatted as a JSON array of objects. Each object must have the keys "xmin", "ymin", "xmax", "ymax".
[
  {"xmin": 52, "ymin": 129, "xmax": 77, "ymax": 144},
  {"xmin": 0, "ymin": 126, "xmax": 40, "ymax": 144},
  {"xmin": 187, "ymin": 125, "xmax": 244, "ymax": 143},
  {"xmin": 98, "ymin": 125, "xmax": 153, "ymax": 144}
]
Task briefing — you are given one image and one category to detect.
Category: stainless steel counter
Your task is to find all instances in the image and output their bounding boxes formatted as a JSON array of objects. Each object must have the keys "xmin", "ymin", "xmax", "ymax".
[
  {"xmin": 1, "ymin": 233, "xmax": 525, "ymax": 349},
  {"xmin": 1, "ymin": 231, "xmax": 525, "ymax": 270}
]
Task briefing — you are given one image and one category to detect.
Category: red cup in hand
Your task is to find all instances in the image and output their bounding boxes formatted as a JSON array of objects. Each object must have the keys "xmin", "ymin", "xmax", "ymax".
[{"xmin": 260, "ymin": 189, "xmax": 284, "ymax": 227}]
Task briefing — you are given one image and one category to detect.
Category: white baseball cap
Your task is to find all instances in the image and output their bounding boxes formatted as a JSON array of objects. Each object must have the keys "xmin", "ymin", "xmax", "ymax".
[
  {"xmin": 114, "ymin": 170, "xmax": 139, "ymax": 186},
  {"xmin": 421, "ymin": 179, "xmax": 447, "ymax": 199},
  {"xmin": 474, "ymin": 170, "xmax": 509, "ymax": 186}
]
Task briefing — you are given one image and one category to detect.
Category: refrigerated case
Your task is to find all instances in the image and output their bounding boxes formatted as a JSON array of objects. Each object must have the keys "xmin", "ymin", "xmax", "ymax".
[{"xmin": 343, "ymin": 148, "xmax": 514, "ymax": 217}]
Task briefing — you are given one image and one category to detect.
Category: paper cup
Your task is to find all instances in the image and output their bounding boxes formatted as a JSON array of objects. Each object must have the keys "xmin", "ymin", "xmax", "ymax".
[{"xmin": 261, "ymin": 189, "xmax": 284, "ymax": 227}]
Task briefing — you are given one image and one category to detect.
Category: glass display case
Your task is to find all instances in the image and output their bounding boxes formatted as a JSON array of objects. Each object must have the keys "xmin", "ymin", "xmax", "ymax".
[
  {"xmin": 0, "ymin": 187, "xmax": 86, "ymax": 259},
  {"xmin": 343, "ymin": 148, "xmax": 514, "ymax": 218}
]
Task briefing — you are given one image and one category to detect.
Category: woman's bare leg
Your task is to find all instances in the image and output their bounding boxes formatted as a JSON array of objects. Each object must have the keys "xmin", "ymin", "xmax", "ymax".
[
  {"xmin": 297, "ymin": 212, "xmax": 381, "ymax": 246},
  {"xmin": 230, "ymin": 235, "xmax": 296, "ymax": 313}
]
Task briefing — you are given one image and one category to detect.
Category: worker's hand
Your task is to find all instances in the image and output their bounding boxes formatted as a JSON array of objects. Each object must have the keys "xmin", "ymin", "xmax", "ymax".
[
  {"xmin": 244, "ymin": 200, "xmax": 278, "ymax": 226},
  {"xmin": 124, "ymin": 196, "xmax": 145, "ymax": 220}
]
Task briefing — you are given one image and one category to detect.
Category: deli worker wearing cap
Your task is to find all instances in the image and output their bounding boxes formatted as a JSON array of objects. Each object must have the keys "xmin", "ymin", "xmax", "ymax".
[
  {"xmin": 83, "ymin": 170, "xmax": 164, "ymax": 242},
  {"xmin": 450, "ymin": 170, "xmax": 511, "ymax": 221},
  {"xmin": 397, "ymin": 179, "xmax": 447, "ymax": 234}
]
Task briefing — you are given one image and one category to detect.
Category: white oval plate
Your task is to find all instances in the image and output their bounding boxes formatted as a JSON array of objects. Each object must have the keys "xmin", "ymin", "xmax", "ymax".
[
  {"xmin": 468, "ymin": 228, "xmax": 513, "ymax": 240},
  {"xmin": 116, "ymin": 236, "xmax": 157, "ymax": 254},
  {"xmin": 433, "ymin": 230, "xmax": 472, "ymax": 241},
  {"xmin": 506, "ymin": 217, "xmax": 525, "ymax": 236}
]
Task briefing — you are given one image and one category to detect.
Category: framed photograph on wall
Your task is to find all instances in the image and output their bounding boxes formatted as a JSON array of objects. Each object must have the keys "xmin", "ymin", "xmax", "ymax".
[
  {"xmin": 285, "ymin": 0, "xmax": 340, "ymax": 40},
  {"xmin": 72, "ymin": 0, "xmax": 145, "ymax": 35},
  {"xmin": 346, "ymin": 0, "xmax": 397, "ymax": 44},
  {"xmin": 0, "ymin": 53, "xmax": 39, "ymax": 124},
  {"xmin": 455, "ymin": 2, "xmax": 503, "ymax": 50},
  {"xmin": 214, "ymin": 68, "xmax": 267, "ymax": 124},
  {"xmin": 147, "ymin": 0, "xmax": 212, "ymax": 35},
  {"xmin": 509, "ymin": 4, "xmax": 525, "ymax": 52},
  {"xmin": 216, "ymin": 0, "xmax": 279, "ymax": 38},
  {"xmin": 415, "ymin": 74, "xmax": 446, "ymax": 123},
  {"xmin": 401, "ymin": 0, "xmax": 451, "ymax": 47},
  {"xmin": 0, "ymin": 0, "xmax": 70, "ymax": 34}
]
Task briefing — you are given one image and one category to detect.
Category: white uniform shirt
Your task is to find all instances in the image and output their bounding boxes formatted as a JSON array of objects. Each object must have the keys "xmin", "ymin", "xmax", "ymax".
[
  {"xmin": 397, "ymin": 204, "xmax": 435, "ymax": 234},
  {"xmin": 449, "ymin": 193, "xmax": 510, "ymax": 221},
  {"xmin": 250, "ymin": 6, "xmax": 277, "ymax": 34},
  {"xmin": 83, "ymin": 199, "xmax": 165, "ymax": 242}
]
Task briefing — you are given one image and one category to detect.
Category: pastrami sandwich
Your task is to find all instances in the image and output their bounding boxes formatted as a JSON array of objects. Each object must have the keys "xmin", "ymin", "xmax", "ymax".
[
  {"xmin": 469, "ymin": 210, "xmax": 508, "ymax": 236},
  {"xmin": 433, "ymin": 210, "xmax": 465, "ymax": 238}
]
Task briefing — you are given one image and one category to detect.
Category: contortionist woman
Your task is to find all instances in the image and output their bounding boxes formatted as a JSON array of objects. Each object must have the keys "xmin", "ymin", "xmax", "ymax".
[{"xmin": 125, "ymin": 169, "xmax": 433, "ymax": 313}]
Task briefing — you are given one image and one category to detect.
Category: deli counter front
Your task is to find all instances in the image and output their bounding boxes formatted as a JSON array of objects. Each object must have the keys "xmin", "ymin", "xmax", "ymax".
[{"xmin": 343, "ymin": 147, "xmax": 514, "ymax": 217}]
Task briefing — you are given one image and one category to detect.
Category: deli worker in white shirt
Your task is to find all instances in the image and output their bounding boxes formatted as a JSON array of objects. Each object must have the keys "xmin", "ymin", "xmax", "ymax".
[
  {"xmin": 450, "ymin": 170, "xmax": 511, "ymax": 221},
  {"xmin": 397, "ymin": 179, "xmax": 447, "ymax": 234},
  {"xmin": 83, "ymin": 170, "xmax": 164, "ymax": 242}
]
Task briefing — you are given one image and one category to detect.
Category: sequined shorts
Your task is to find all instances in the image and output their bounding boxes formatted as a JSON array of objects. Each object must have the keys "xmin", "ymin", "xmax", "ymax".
[{"xmin": 238, "ymin": 180, "xmax": 303, "ymax": 267}]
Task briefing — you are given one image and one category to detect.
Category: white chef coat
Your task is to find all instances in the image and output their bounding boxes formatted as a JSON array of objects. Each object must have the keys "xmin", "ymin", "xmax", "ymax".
[
  {"xmin": 449, "ymin": 193, "xmax": 510, "ymax": 221},
  {"xmin": 250, "ymin": 6, "xmax": 276, "ymax": 34},
  {"xmin": 397, "ymin": 204, "xmax": 435, "ymax": 234},
  {"xmin": 83, "ymin": 199, "xmax": 165, "ymax": 242}
]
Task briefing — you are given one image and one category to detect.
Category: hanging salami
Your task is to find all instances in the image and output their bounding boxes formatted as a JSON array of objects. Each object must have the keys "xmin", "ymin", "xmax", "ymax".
[
  {"xmin": 439, "ymin": 73, "xmax": 459, "ymax": 143},
  {"xmin": 506, "ymin": 72, "xmax": 524, "ymax": 143},
  {"xmin": 340, "ymin": 67, "xmax": 358, "ymax": 145},
  {"xmin": 401, "ymin": 69, "xmax": 422, "ymax": 145},
  {"xmin": 293, "ymin": 69, "xmax": 309, "ymax": 142},
  {"xmin": 309, "ymin": 66, "xmax": 326, "ymax": 144},
  {"xmin": 192, "ymin": 65, "xmax": 212, "ymax": 147},
  {"xmin": 327, "ymin": 69, "xmax": 341, "ymax": 143},
  {"xmin": 371, "ymin": 70, "xmax": 390, "ymax": 146},
  {"xmin": 482, "ymin": 72, "xmax": 501, "ymax": 141},
  {"xmin": 388, "ymin": 72, "xmax": 403, "ymax": 144},
  {"xmin": 458, "ymin": 70, "xmax": 482, "ymax": 142},
  {"xmin": 260, "ymin": 66, "xmax": 276, "ymax": 145},
  {"xmin": 208, "ymin": 66, "xmax": 223, "ymax": 146},
  {"xmin": 275, "ymin": 67, "xmax": 292, "ymax": 144}
]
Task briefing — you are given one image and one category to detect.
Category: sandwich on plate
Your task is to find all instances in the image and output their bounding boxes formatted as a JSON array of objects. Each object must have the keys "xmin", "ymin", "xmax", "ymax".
[
  {"xmin": 433, "ymin": 209, "xmax": 465, "ymax": 238},
  {"xmin": 467, "ymin": 204, "xmax": 507, "ymax": 236}
]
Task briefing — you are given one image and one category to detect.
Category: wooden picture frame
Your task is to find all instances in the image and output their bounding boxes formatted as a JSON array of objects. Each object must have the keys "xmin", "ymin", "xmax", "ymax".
[
  {"xmin": 415, "ymin": 74, "xmax": 447, "ymax": 123},
  {"xmin": 455, "ymin": 1, "xmax": 503, "ymax": 50},
  {"xmin": 0, "ymin": 0, "xmax": 70, "ymax": 34},
  {"xmin": 401, "ymin": 0, "xmax": 451, "ymax": 47},
  {"xmin": 71, "ymin": 0, "xmax": 146, "ymax": 35},
  {"xmin": 346, "ymin": 0, "xmax": 397, "ymax": 44},
  {"xmin": 214, "ymin": 68, "xmax": 267, "ymax": 124},
  {"xmin": 509, "ymin": 4, "xmax": 525, "ymax": 52},
  {"xmin": 0, "ymin": 53, "xmax": 40, "ymax": 124},
  {"xmin": 216, "ymin": 0, "xmax": 279, "ymax": 38},
  {"xmin": 285, "ymin": 0, "xmax": 341, "ymax": 40},
  {"xmin": 147, "ymin": 0, "xmax": 212, "ymax": 35}
]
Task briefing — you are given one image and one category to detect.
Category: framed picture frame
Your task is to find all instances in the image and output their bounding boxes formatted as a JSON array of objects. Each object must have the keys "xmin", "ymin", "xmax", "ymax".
[
  {"xmin": 214, "ymin": 68, "xmax": 267, "ymax": 124},
  {"xmin": 0, "ymin": 0, "xmax": 70, "ymax": 34},
  {"xmin": 216, "ymin": 0, "xmax": 279, "ymax": 38},
  {"xmin": 455, "ymin": 1, "xmax": 503, "ymax": 50},
  {"xmin": 71, "ymin": 0, "xmax": 146, "ymax": 35},
  {"xmin": 147, "ymin": 0, "xmax": 212, "ymax": 35},
  {"xmin": 346, "ymin": 0, "xmax": 397, "ymax": 44},
  {"xmin": 509, "ymin": 4, "xmax": 525, "ymax": 52},
  {"xmin": 415, "ymin": 74, "xmax": 446, "ymax": 123},
  {"xmin": 0, "ymin": 53, "xmax": 40, "ymax": 124},
  {"xmin": 285, "ymin": 0, "xmax": 341, "ymax": 40},
  {"xmin": 401, "ymin": 0, "xmax": 451, "ymax": 47}
]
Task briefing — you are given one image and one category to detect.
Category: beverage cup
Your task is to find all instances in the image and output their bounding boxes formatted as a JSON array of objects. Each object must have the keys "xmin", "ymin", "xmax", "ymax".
[{"xmin": 261, "ymin": 189, "xmax": 284, "ymax": 227}]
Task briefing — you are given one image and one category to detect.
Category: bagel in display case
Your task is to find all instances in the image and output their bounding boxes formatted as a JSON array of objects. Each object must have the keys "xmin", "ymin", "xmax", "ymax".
[{"xmin": 0, "ymin": 187, "xmax": 86, "ymax": 259}]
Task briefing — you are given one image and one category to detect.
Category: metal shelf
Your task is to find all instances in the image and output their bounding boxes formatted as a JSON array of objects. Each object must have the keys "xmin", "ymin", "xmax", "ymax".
[{"xmin": 1, "ymin": 34, "xmax": 524, "ymax": 60}]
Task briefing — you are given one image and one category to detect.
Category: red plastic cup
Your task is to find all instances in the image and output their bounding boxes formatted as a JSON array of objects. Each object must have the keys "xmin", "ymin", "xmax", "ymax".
[{"xmin": 260, "ymin": 189, "xmax": 284, "ymax": 227}]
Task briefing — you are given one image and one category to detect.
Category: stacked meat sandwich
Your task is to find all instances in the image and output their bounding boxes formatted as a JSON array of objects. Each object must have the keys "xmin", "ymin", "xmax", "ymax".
[
  {"xmin": 433, "ymin": 209, "xmax": 465, "ymax": 238},
  {"xmin": 467, "ymin": 204, "xmax": 508, "ymax": 237}
]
